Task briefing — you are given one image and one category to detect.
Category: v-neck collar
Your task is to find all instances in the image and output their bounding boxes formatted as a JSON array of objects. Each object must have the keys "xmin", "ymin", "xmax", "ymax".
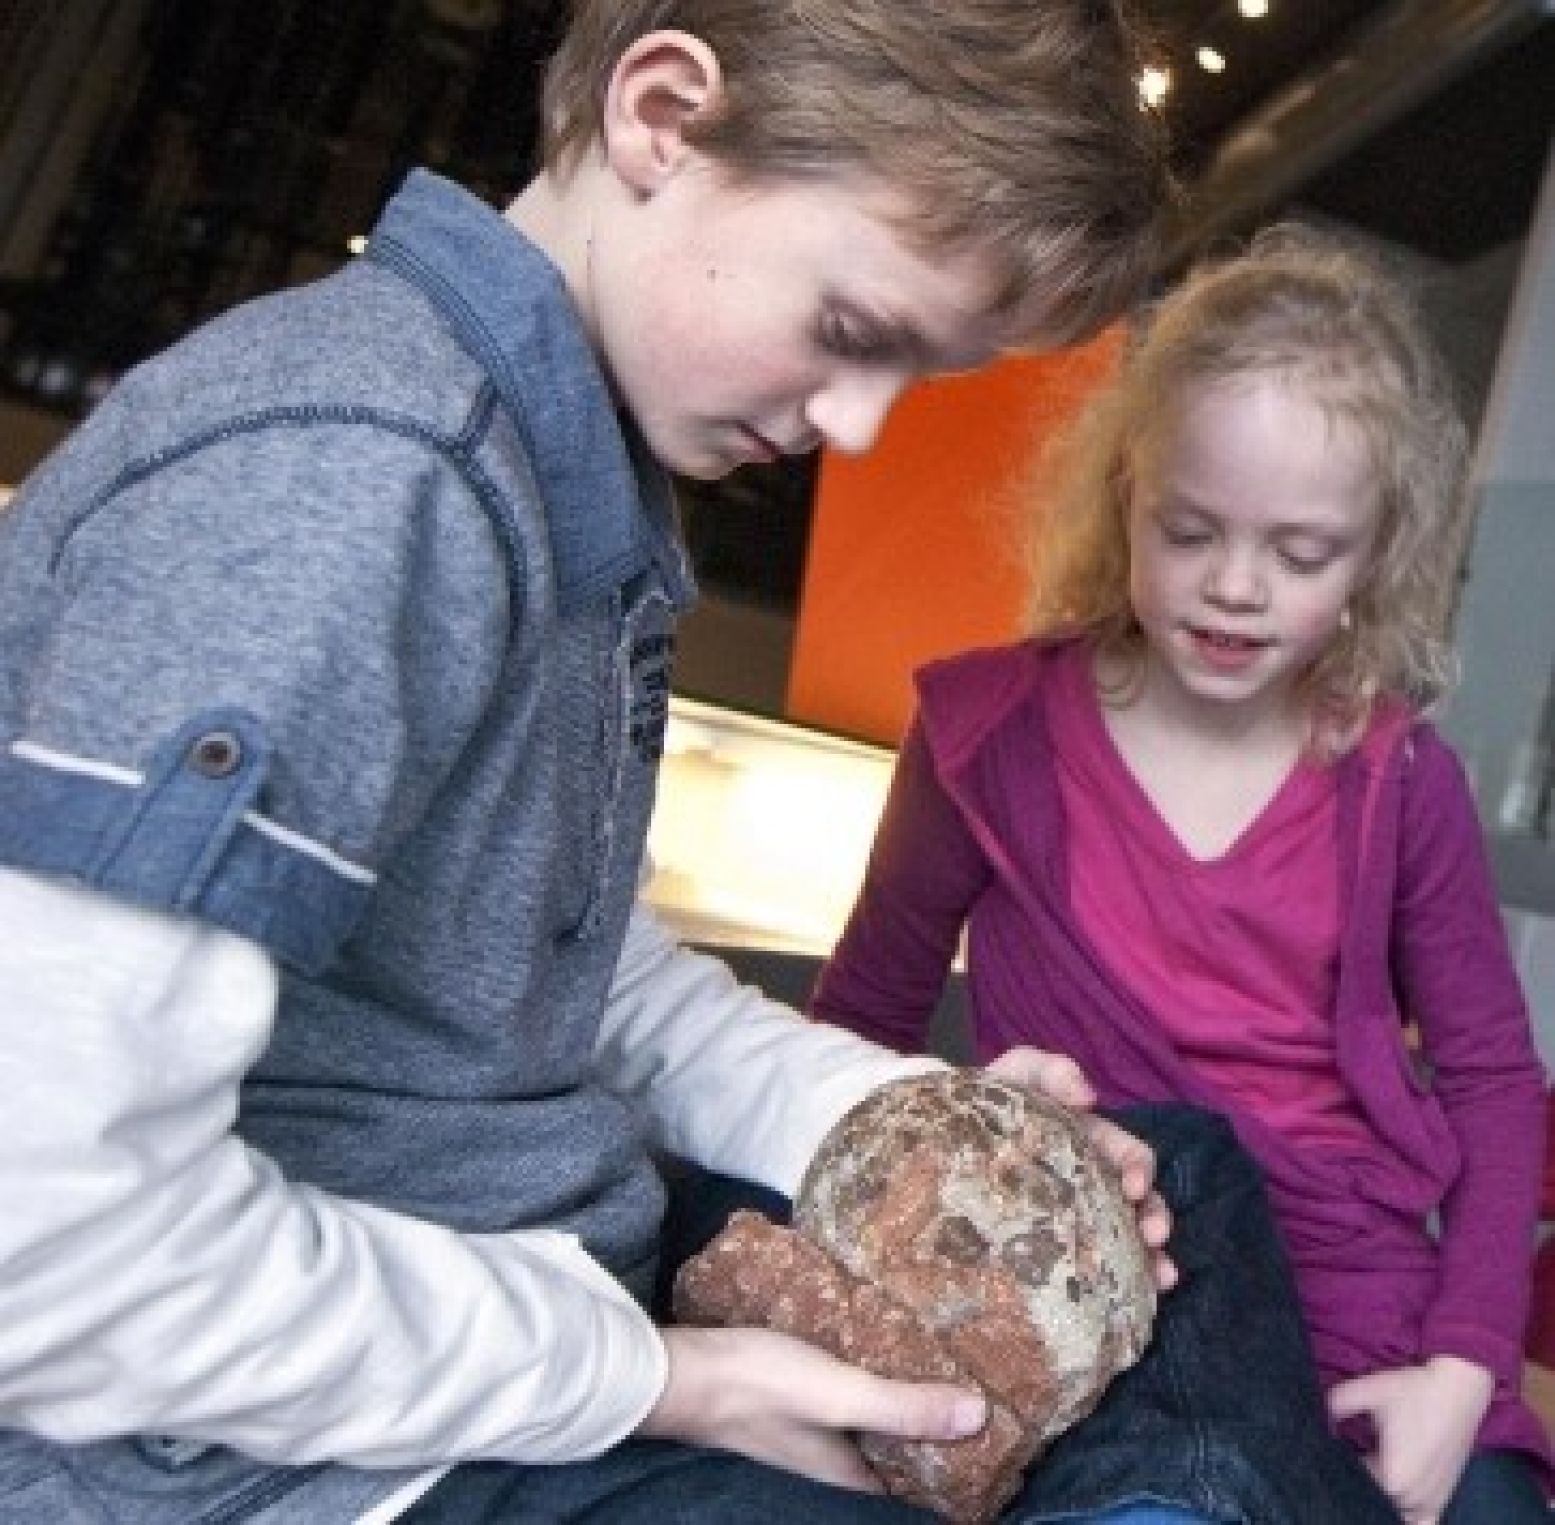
[{"xmin": 1056, "ymin": 642, "xmax": 1326, "ymax": 870}]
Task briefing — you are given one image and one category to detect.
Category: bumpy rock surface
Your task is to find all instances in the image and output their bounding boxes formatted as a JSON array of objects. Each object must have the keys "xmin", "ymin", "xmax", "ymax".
[{"xmin": 673, "ymin": 1071, "xmax": 1155, "ymax": 1522}]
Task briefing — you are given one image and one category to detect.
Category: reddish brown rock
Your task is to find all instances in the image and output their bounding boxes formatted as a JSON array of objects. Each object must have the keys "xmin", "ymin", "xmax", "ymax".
[{"xmin": 673, "ymin": 1072, "xmax": 1155, "ymax": 1522}]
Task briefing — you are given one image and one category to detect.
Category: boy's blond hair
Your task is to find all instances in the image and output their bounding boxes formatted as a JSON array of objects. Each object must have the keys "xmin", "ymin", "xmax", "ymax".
[
  {"xmin": 1024, "ymin": 224, "xmax": 1470, "ymax": 754},
  {"xmin": 540, "ymin": 0, "xmax": 1171, "ymax": 346}
]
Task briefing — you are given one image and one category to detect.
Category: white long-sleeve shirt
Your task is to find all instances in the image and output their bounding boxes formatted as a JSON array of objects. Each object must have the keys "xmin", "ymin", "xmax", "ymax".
[{"xmin": 0, "ymin": 866, "xmax": 939, "ymax": 1470}]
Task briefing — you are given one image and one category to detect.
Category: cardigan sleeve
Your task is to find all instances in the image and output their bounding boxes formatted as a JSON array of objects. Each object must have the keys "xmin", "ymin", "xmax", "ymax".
[
  {"xmin": 809, "ymin": 716, "xmax": 992, "ymax": 1053},
  {"xmin": 1391, "ymin": 732, "xmax": 1547, "ymax": 1389}
]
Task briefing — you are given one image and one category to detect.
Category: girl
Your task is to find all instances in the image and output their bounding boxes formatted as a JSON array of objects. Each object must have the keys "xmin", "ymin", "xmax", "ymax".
[{"xmin": 813, "ymin": 228, "xmax": 1552, "ymax": 1525}]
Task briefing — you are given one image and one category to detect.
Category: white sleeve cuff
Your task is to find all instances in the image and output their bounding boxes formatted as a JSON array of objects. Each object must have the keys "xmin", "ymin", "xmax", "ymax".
[{"xmin": 597, "ymin": 904, "xmax": 945, "ymax": 1196}]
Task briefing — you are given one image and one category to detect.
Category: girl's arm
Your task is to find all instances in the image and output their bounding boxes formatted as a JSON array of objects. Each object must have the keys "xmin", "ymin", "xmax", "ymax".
[
  {"xmin": 809, "ymin": 716, "xmax": 993, "ymax": 1054},
  {"xmin": 1392, "ymin": 731, "xmax": 1547, "ymax": 1391}
]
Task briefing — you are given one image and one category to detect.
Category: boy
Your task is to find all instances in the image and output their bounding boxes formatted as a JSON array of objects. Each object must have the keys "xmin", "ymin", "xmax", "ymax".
[{"xmin": 0, "ymin": 2, "xmax": 1237, "ymax": 1522}]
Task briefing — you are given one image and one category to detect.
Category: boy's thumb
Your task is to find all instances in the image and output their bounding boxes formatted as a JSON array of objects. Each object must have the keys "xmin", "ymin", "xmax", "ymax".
[{"xmin": 865, "ymin": 1381, "xmax": 988, "ymax": 1441}]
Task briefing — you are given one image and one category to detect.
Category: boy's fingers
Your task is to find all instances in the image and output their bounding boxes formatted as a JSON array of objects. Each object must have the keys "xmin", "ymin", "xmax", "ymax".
[{"xmin": 839, "ymin": 1375, "xmax": 988, "ymax": 1443}]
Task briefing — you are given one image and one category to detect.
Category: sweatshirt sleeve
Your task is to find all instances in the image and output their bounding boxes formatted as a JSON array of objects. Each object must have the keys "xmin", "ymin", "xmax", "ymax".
[
  {"xmin": 0, "ymin": 421, "xmax": 510, "ymax": 975},
  {"xmin": 809, "ymin": 717, "xmax": 992, "ymax": 1053},
  {"xmin": 1391, "ymin": 735, "xmax": 1547, "ymax": 1388},
  {"xmin": 594, "ymin": 901, "xmax": 944, "ymax": 1198},
  {"xmin": 0, "ymin": 867, "xmax": 668, "ymax": 1467}
]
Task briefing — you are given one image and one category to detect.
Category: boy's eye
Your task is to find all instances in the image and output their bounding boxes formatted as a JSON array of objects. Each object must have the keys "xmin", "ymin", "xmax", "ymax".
[{"xmin": 819, "ymin": 311, "xmax": 886, "ymax": 362}]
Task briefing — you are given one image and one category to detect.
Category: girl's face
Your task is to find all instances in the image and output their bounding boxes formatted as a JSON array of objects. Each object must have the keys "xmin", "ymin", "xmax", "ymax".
[{"xmin": 1124, "ymin": 371, "xmax": 1382, "ymax": 730}]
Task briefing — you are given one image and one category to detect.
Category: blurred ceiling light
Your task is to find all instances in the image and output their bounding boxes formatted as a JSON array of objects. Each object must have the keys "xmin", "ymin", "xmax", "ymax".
[
  {"xmin": 1237, "ymin": 0, "xmax": 1270, "ymax": 17},
  {"xmin": 1197, "ymin": 45, "xmax": 1227, "ymax": 72},
  {"xmin": 1138, "ymin": 65, "xmax": 1172, "ymax": 108},
  {"xmin": 347, "ymin": 234, "xmax": 368, "ymax": 255}
]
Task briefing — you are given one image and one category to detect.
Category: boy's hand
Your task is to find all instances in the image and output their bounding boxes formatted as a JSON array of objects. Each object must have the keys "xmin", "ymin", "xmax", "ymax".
[
  {"xmin": 983, "ymin": 1047, "xmax": 1176, "ymax": 1289},
  {"xmin": 639, "ymin": 1325, "xmax": 987, "ymax": 1492},
  {"xmin": 1327, "ymin": 1355, "xmax": 1493, "ymax": 1524}
]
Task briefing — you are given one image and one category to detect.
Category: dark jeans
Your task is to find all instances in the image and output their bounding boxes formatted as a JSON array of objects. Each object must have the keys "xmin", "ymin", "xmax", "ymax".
[
  {"xmin": 405, "ymin": 1105, "xmax": 1413, "ymax": 1524},
  {"xmin": 1443, "ymin": 1449, "xmax": 1548, "ymax": 1525},
  {"xmin": 404, "ymin": 1450, "xmax": 1215, "ymax": 1524}
]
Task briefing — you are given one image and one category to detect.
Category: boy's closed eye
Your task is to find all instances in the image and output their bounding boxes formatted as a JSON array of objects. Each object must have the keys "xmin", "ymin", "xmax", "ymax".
[{"xmin": 817, "ymin": 308, "xmax": 894, "ymax": 363}]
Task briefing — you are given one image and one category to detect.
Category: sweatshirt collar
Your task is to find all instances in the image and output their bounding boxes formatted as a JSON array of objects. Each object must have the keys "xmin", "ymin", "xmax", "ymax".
[{"xmin": 366, "ymin": 169, "xmax": 691, "ymax": 614}]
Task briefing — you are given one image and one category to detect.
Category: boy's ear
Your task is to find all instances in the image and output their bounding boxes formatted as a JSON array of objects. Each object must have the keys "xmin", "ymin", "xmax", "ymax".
[{"xmin": 602, "ymin": 30, "xmax": 724, "ymax": 194}]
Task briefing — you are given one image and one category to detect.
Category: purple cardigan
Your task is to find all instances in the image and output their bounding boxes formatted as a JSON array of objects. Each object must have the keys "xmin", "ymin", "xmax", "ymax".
[{"xmin": 813, "ymin": 638, "xmax": 1550, "ymax": 1469}]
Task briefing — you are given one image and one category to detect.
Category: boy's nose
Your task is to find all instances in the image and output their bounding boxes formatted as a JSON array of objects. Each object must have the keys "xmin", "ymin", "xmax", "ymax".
[{"xmin": 804, "ymin": 373, "xmax": 907, "ymax": 456}]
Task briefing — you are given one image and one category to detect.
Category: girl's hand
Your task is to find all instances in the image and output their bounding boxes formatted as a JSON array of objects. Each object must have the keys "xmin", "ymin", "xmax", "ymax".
[
  {"xmin": 984, "ymin": 1046, "xmax": 1175, "ymax": 1288},
  {"xmin": 1327, "ymin": 1355, "xmax": 1494, "ymax": 1524},
  {"xmin": 638, "ymin": 1325, "xmax": 987, "ymax": 1491}
]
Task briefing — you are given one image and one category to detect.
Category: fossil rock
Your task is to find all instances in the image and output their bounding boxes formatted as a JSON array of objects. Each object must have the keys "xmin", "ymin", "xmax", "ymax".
[{"xmin": 674, "ymin": 1071, "xmax": 1155, "ymax": 1522}]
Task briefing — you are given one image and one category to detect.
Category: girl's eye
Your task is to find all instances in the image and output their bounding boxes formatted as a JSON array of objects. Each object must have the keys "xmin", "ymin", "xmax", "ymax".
[
  {"xmin": 1277, "ymin": 547, "xmax": 1333, "ymax": 575},
  {"xmin": 1160, "ymin": 523, "xmax": 1211, "ymax": 548}
]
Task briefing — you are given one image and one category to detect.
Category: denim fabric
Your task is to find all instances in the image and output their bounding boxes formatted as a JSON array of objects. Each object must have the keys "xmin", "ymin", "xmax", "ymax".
[
  {"xmin": 368, "ymin": 172, "xmax": 666, "ymax": 612},
  {"xmin": 403, "ymin": 1447, "xmax": 1220, "ymax": 1524},
  {"xmin": 1442, "ymin": 1449, "xmax": 1549, "ymax": 1524},
  {"xmin": 669, "ymin": 1108, "xmax": 1392, "ymax": 1525},
  {"xmin": 0, "ymin": 1428, "xmax": 408, "ymax": 1524},
  {"xmin": 1003, "ymin": 1104, "xmax": 1397, "ymax": 1525},
  {"xmin": 0, "ymin": 708, "xmax": 372, "ymax": 975},
  {"xmin": 1091, "ymin": 1513, "xmax": 1217, "ymax": 1524}
]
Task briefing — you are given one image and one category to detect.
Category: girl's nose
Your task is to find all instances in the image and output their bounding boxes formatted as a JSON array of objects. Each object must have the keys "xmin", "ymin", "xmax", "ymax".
[{"xmin": 1204, "ymin": 546, "xmax": 1266, "ymax": 609}]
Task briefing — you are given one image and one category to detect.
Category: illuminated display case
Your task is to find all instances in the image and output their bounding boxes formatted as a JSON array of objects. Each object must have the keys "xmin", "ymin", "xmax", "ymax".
[{"xmin": 644, "ymin": 696, "xmax": 895, "ymax": 956}]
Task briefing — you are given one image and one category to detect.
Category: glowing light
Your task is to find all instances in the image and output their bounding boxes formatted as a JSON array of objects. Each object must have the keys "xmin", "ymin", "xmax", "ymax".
[
  {"xmin": 1138, "ymin": 65, "xmax": 1172, "ymax": 109},
  {"xmin": 347, "ymin": 234, "xmax": 368, "ymax": 255},
  {"xmin": 1197, "ymin": 46, "xmax": 1227, "ymax": 73},
  {"xmin": 1237, "ymin": 0, "xmax": 1270, "ymax": 18},
  {"xmin": 646, "ymin": 697, "xmax": 896, "ymax": 954}
]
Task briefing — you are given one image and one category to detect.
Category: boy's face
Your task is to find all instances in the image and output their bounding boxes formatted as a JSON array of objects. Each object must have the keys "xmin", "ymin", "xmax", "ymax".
[{"xmin": 584, "ymin": 166, "xmax": 1046, "ymax": 481}]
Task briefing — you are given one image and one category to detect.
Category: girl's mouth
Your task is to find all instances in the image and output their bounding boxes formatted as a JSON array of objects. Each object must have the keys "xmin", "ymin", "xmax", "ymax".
[
  {"xmin": 1188, "ymin": 626, "xmax": 1270, "ymax": 669},
  {"xmin": 1193, "ymin": 628, "xmax": 1266, "ymax": 649}
]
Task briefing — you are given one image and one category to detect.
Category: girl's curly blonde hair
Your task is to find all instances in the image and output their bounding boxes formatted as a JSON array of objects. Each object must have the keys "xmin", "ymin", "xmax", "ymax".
[{"xmin": 1023, "ymin": 224, "xmax": 1470, "ymax": 755}]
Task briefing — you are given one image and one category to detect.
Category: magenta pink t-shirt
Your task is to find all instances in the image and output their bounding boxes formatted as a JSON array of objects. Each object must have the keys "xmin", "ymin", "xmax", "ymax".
[{"xmin": 1048, "ymin": 642, "xmax": 1375, "ymax": 1153}]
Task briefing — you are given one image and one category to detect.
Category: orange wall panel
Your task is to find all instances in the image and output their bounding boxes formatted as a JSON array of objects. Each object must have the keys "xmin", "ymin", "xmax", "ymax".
[{"xmin": 786, "ymin": 334, "xmax": 1121, "ymax": 746}]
